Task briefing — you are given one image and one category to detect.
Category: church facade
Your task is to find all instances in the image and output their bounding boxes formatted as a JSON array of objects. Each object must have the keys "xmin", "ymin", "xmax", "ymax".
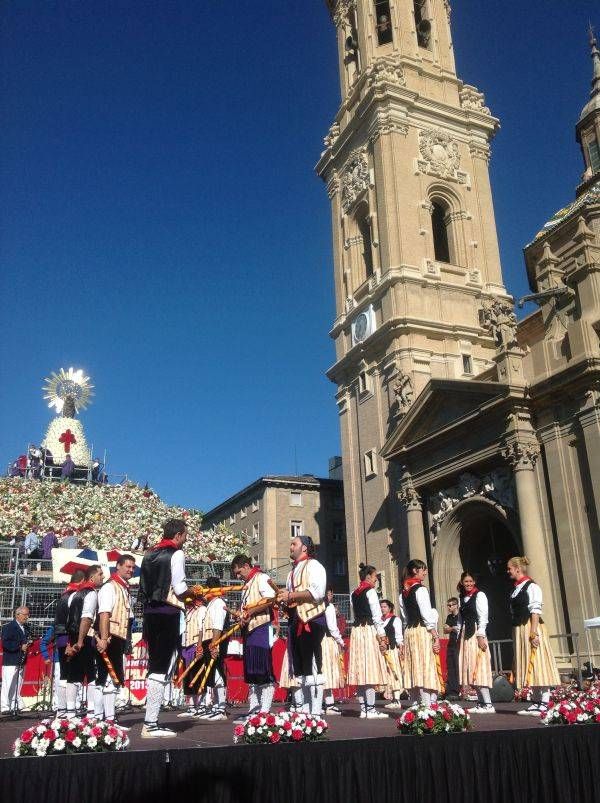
[{"xmin": 318, "ymin": 0, "xmax": 600, "ymax": 661}]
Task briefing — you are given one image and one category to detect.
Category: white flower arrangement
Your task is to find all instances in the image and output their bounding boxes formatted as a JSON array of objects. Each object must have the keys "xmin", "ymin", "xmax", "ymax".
[
  {"xmin": 233, "ymin": 711, "xmax": 329, "ymax": 745},
  {"xmin": 13, "ymin": 716, "xmax": 129, "ymax": 757}
]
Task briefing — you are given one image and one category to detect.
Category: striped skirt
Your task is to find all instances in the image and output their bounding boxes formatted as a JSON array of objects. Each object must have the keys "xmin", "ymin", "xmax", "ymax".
[
  {"xmin": 404, "ymin": 625, "xmax": 441, "ymax": 692},
  {"xmin": 459, "ymin": 633, "xmax": 493, "ymax": 688},
  {"xmin": 348, "ymin": 624, "xmax": 389, "ymax": 686},
  {"xmin": 322, "ymin": 635, "xmax": 344, "ymax": 690},
  {"xmin": 277, "ymin": 648, "xmax": 298, "ymax": 689},
  {"xmin": 382, "ymin": 647, "xmax": 404, "ymax": 696},
  {"xmin": 513, "ymin": 621, "xmax": 560, "ymax": 689}
]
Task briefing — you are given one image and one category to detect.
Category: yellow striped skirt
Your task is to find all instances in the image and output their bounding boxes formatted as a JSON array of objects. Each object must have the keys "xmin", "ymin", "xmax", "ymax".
[
  {"xmin": 322, "ymin": 634, "xmax": 344, "ymax": 690},
  {"xmin": 404, "ymin": 625, "xmax": 441, "ymax": 692},
  {"xmin": 513, "ymin": 621, "xmax": 560, "ymax": 689},
  {"xmin": 382, "ymin": 646, "xmax": 404, "ymax": 695},
  {"xmin": 277, "ymin": 648, "xmax": 299, "ymax": 689},
  {"xmin": 348, "ymin": 624, "xmax": 389, "ymax": 686},
  {"xmin": 459, "ymin": 633, "xmax": 493, "ymax": 688}
]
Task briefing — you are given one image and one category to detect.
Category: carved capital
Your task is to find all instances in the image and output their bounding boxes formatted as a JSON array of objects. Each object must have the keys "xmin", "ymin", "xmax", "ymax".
[
  {"xmin": 366, "ymin": 59, "xmax": 406, "ymax": 90},
  {"xmin": 460, "ymin": 85, "xmax": 490, "ymax": 115},
  {"xmin": 326, "ymin": 171, "xmax": 340, "ymax": 199},
  {"xmin": 398, "ymin": 484, "xmax": 422, "ymax": 512},
  {"xmin": 502, "ymin": 441, "xmax": 541, "ymax": 471},
  {"xmin": 323, "ymin": 122, "xmax": 340, "ymax": 150}
]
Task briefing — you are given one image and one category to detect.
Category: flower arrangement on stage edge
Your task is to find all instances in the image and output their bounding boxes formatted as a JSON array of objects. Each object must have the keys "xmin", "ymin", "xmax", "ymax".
[
  {"xmin": 542, "ymin": 682, "xmax": 600, "ymax": 726},
  {"xmin": 233, "ymin": 711, "xmax": 328, "ymax": 744},
  {"xmin": 13, "ymin": 717, "xmax": 129, "ymax": 757},
  {"xmin": 514, "ymin": 686, "xmax": 533, "ymax": 702},
  {"xmin": 396, "ymin": 701, "xmax": 471, "ymax": 736}
]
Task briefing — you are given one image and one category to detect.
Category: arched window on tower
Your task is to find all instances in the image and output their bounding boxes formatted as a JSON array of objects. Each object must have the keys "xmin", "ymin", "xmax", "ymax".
[
  {"xmin": 431, "ymin": 201, "xmax": 451, "ymax": 263},
  {"xmin": 413, "ymin": 0, "xmax": 432, "ymax": 50},
  {"xmin": 374, "ymin": 1, "xmax": 393, "ymax": 46},
  {"xmin": 355, "ymin": 203, "xmax": 374, "ymax": 281}
]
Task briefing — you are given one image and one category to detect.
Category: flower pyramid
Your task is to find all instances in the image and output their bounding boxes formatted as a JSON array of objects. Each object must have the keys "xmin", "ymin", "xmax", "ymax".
[{"xmin": 0, "ymin": 477, "xmax": 246, "ymax": 561}]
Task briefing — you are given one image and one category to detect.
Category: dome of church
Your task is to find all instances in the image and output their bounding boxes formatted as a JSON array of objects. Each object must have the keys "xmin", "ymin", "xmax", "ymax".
[{"xmin": 532, "ymin": 177, "xmax": 600, "ymax": 242}]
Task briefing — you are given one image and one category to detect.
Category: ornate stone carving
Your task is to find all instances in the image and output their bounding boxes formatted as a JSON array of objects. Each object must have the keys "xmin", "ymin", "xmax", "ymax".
[
  {"xmin": 459, "ymin": 85, "xmax": 490, "ymax": 115},
  {"xmin": 392, "ymin": 371, "xmax": 414, "ymax": 414},
  {"xmin": 366, "ymin": 59, "xmax": 406, "ymax": 89},
  {"xmin": 481, "ymin": 298, "xmax": 519, "ymax": 349},
  {"xmin": 323, "ymin": 122, "xmax": 340, "ymax": 149},
  {"xmin": 326, "ymin": 172, "xmax": 340, "ymax": 199},
  {"xmin": 502, "ymin": 441, "xmax": 541, "ymax": 471},
  {"xmin": 428, "ymin": 468, "xmax": 516, "ymax": 542},
  {"xmin": 368, "ymin": 117, "xmax": 409, "ymax": 146},
  {"xmin": 341, "ymin": 149, "xmax": 369, "ymax": 212},
  {"xmin": 417, "ymin": 129, "xmax": 464, "ymax": 181},
  {"xmin": 332, "ymin": 0, "xmax": 357, "ymax": 27},
  {"xmin": 398, "ymin": 483, "xmax": 422, "ymax": 512},
  {"xmin": 469, "ymin": 142, "xmax": 491, "ymax": 163}
]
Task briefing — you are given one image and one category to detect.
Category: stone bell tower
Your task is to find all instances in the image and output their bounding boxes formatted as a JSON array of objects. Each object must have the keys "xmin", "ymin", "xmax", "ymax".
[{"xmin": 316, "ymin": 0, "xmax": 511, "ymax": 596}]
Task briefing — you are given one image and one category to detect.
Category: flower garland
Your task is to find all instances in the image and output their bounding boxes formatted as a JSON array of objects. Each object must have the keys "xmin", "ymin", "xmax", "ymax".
[
  {"xmin": 13, "ymin": 716, "xmax": 129, "ymax": 757},
  {"xmin": 396, "ymin": 701, "xmax": 471, "ymax": 735},
  {"xmin": 233, "ymin": 711, "xmax": 328, "ymax": 744}
]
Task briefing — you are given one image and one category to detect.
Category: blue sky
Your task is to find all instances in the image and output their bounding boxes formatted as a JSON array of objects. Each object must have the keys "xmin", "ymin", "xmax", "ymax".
[{"xmin": 1, "ymin": 1, "xmax": 597, "ymax": 511}]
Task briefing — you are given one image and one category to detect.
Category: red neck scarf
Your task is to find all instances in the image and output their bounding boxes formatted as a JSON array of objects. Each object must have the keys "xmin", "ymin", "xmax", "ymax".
[
  {"xmin": 382, "ymin": 612, "xmax": 394, "ymax": 620},
  {"xmin": 514, "ymin": 575, "xmax": 533, "ymax": 588},
  {"xmin": 402, "ymin": 576, "xmax": 422, "ymax": 598},
  {"xmin": 245, "ymin": 565, "xmax": 262, "ymax": 583},
  {"xmin": 152, "ymin": 539, "xmax": 180, "ymax": 551},
  {"xmin": 293, "ymin": 554, "xmax": 309, "ymax": 568},
  {"xmin": 111, "ymin": 574, "xmax": 130, "ymax": 592},
  {"xmin": 352, "ymin": 580, "xmax": 373, "ymax": 597},
  {"xmin": 64, "ymin": 581, "xmax": 83, "ymax": 595},
  {"xmin": 77, "ymin": 580, "xmax": 97, "ymax": 592},
  {"xmin": 462, "ymin": 586, "xmax": 479, "ymax": 598}
]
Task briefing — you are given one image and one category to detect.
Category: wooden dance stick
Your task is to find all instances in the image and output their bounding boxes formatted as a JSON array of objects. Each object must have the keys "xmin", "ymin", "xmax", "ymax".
[
  {"xmin": 472, "ymin": 647, "xmax": 484, "ymax": 686},
  {"xmin": 434, "ymin": 652, "xmax": 446, "ymax": 695},
  {"xmin": 525, "ymin": 644, "xmax": 538, "ymax": 688},
  {"xmin": 98, "ymin": 649, "xmax": 121, "ymax": 687}
]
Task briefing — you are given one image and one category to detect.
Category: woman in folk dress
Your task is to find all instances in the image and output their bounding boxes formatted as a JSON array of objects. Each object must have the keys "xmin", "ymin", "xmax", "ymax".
[{"xmin": 457, "ymin": 572, "xmax": 495, "ymax": 714}]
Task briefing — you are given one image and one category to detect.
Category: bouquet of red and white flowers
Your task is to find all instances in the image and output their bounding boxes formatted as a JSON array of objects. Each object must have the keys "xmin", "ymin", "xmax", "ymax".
[
  {"xmin": 233, "ymin": 711, "xmax": 328, "ymax": 745},
  {"xmin": 13, "ymin": 717, "xmax": 130, "ymax": 757},
  {"xmin": 542, "ymin": 698, "xmax": 600, "ymax": 726},
  {"xmin": 396, "ymin": 701, "xmax": 470, "ymax": 736},
  {"xmin": 514, "ymin": 686, "xmax": 533, "ymax": 702}
]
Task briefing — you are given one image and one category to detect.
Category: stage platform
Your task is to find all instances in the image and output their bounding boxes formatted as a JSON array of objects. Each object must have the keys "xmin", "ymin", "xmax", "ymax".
[{"xmin": 0, "ymin": 702, "xmax": 599, "ymax": 803}]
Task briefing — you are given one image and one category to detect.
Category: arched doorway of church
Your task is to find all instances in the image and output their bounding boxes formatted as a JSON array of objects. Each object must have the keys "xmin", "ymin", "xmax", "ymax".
[{"xmin": 433, "ymin": 498, "xmax": 520, "ymax": 650}]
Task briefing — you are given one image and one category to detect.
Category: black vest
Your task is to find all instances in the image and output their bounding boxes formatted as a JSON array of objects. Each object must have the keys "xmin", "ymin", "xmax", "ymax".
[
  {"xmin": 510, "ymin": 580, "xmax": 536, "ymax": 626},
  {"xmin": 403, "ymin": 583, "xmax": 423, "ymax": 628},
  {"xmin": 384, "ymin": 616, "xmax": 397, "ymax": 648},
  {"xmin": 446, "ymin": 613, "xmax": 459, "ymax": 647},
  {"xmin": 352, "ymin": 588, "xmax": 373, "ymax": 625},
  {"xmin": 66, "ymin": 588, "xmax": 94, "ymax": 638},
  {"xmin": 139, "ymin": 547, "xmax": 176, "ymax": 606},
  {"xmin": 54, "ymin": 592, "xmax": 71, "ymax": 637},
  {"xmin": 460, "ymin": 592, "xmax": 479, "ymax": 640}
]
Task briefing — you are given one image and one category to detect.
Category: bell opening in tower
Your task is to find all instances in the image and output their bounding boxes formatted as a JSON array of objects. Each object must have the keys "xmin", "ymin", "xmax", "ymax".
[
  {"xmin": 374, "ymin": 1, "xmax": 393, "ymax": 46},
  {"xmin": 413, "ymin": 0, "xmax": 432, "ymax": 50}
]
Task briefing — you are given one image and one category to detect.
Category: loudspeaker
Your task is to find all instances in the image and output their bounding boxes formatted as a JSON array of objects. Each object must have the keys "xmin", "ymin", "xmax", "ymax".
[{"xmin": 490, "ymin": 674, "xmax": 514, "ymax": 703}]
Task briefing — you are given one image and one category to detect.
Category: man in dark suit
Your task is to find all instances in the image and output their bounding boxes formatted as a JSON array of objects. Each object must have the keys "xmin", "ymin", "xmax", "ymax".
[{"xmin": 1, "ymin": 607, "xmax": 31, "ymax": 714}]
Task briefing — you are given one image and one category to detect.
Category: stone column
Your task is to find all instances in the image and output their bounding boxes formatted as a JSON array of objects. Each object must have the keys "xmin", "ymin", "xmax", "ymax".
[
  {"xmin": 502, "ymin": 441, "xmax": 559, "ymax": 635},
  {"xmin": 398, "ymin": 479, "xmax": 427, "ymax": 564}
]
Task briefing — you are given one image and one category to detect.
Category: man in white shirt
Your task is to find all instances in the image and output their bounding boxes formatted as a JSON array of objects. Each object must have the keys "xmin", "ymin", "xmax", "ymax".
[
  {"xmin": 277, "ymin": 536, "xmax": 327, "ymax": 715},
  {"xmin": 95, "ymin": 554, "xmax": 136, "ymax": 724},
  {"xmin": 138, "ymin": 519, "xmax": 189, "ymax": 738}
]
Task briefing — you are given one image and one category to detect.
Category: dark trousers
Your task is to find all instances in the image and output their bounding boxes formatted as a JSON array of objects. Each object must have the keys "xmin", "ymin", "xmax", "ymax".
[
  {"xmin": 65, "ymin": 637, "xmax": 96, "ymax": 684},
  {"xmin": 200, "ymin": 638, "xmax": 228, "ymax": 689},
  {"xmin": 288, "ymin": 613, "xmax": 325, "ymax": 677},
  {"xmin": 96, "ymin": 636, "xmax": 126, "ymax": 686},
  {"xmin": 446, "ymin": 643, "xmax": 460, "ymax": 696},
  {"xmin": 143, "ymin": 612, "xmax": 181, "ymax": 677}
]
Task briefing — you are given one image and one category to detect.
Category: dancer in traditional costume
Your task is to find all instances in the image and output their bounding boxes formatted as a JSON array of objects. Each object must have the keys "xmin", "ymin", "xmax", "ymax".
[
  {"xmin": 380, "ymin": 599, "xmax": 405, "ymax": 710},
  {"xmin": 196, "ymin": 577, "xmax": 230, "ymax": 721},
  {"xmin": 398, "ymin": 559, "xmax": 441, "ymax": 706},
  {"xmin": 348, "ymin": 564, "xmax": 390, "ymax": 719},
  {"xmin": 457, "ymin": 572, "xmax": 495, "ymax": 714},
  {"xmin": 138, "ymin": 519, "xmax": 189, "ymax": 738},
  {"xmin": 322, "ymin": 588, "xmax": 345, "ymax": 716},
  {"xmin": 508, "ymin": 556, "xmax": 560, "ymax": 716},
  {"xmin": 45, "ymin": 570, "xmax": 85, "ymax": 716},
  {"xmin": 276, "ymin": 536, "xmax": 327, "ymax": 715},
  {"xmin": 65, "ymin": 564, "xmax": 104, "ymax": 719},
  {"xmin": 176, "ymin": 595, "xmax": 206, "ymax": 718},
  {"xmin": 231, "ymin": 554, "xmax": 276, "ymax": 719},
  {"xmin": 95, "ymin": 554, "xmax": 136, "ymax": 723}
]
